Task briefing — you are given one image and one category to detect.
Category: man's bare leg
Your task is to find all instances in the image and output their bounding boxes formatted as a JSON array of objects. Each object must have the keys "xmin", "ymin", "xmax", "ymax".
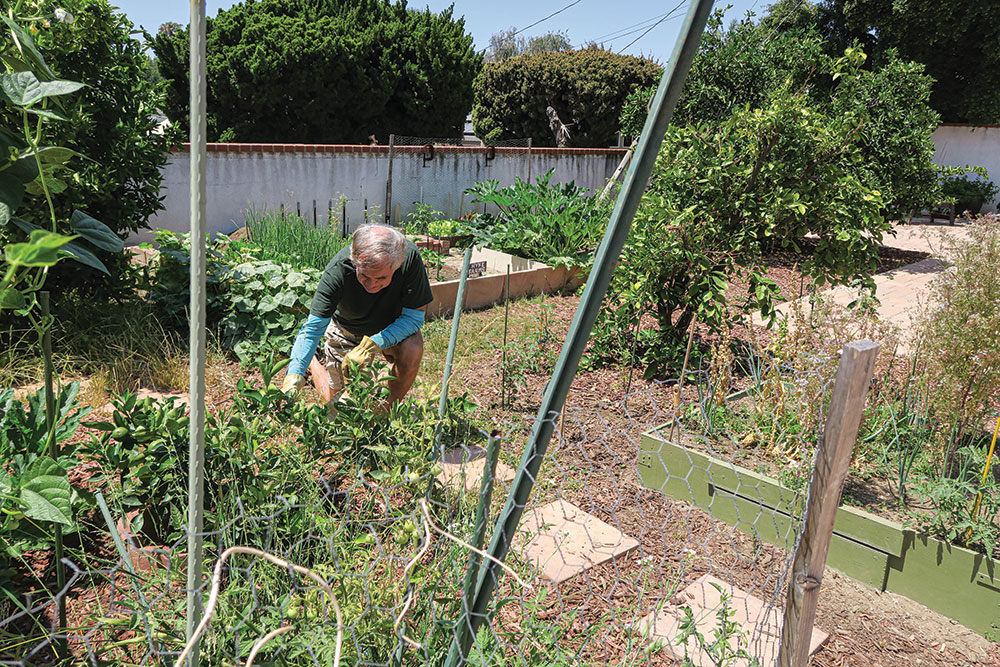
[
  {"xmin": 308, "ymin": 355, "xmax": 333, "ymax": 404},
  {"xmin": 382, "ymin": 331, "xmax": 423, "ymax": 404}
]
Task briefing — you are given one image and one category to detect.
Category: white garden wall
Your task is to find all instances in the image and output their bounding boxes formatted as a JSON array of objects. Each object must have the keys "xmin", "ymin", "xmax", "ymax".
[
  {"xmin": 136, "ymin": 143, "xmax": 626, "ymax": 243},
  {"xmin": 931, "ymin": 124, "xmax": 1000, "ymax": 214}
]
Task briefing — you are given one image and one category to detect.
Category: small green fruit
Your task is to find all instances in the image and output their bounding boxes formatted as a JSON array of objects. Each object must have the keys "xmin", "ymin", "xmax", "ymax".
[
  {"xmin": 111, "ymin": 427, "xmax": 130, "ymax": 441},
  {"xmin": 407, "ymin": 471, "xmax": 421, "ymax": 483},
  {"xmin": 285, "ymin": 605, "xmax": 300, "ymax": 619}
]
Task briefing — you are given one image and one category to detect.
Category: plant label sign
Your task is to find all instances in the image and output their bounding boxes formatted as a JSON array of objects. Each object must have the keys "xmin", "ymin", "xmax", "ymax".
[{"xmin": 468, "ymin": 260, "xmax": 487, "ymax": 277}]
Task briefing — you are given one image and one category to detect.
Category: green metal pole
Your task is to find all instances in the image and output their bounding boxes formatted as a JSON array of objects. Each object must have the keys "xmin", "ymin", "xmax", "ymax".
[
  {"xmin": 443, "ymin": 2, "xmax": 715, "ymax": 664},
  {"xmin": 459, "ymin": 431, "xmax": 502, "ymax": 614},
  {"xmin": 39, "ymin": 292, "xmax": 65, "ymax": 656},
  {"xmin": 185, "ymin": 1, "xmax": 208, "ymax": 665},
  {"xmin": 432, "ymin": 247, "xmax": 473, "ymax": 462}
]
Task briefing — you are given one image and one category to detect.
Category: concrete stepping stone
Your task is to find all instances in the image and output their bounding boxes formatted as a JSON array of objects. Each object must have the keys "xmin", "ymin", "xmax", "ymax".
[
  {"xmin": 637, "ymin": 573, "xmax": 828, "ymax": 666},
  {"xmin": 515, "ymin": 499, "xmax": 639, "ymax": 583},
  {"xmin": 436, "ymin": 446, "xmax": 516, "ymax": 493}
]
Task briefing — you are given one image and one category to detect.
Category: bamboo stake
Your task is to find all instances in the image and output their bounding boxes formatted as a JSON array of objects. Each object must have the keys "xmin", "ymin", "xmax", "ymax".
[
  {"xmin": 777, "ymin": 340, "xmax": 880, "ymax": 667},
  {"xmin": 966, "ymin": 415, "xmax": 1000, "ymax": 545}
]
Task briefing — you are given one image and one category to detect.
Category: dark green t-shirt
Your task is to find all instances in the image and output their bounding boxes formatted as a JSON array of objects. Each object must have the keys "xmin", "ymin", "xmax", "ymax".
[{"xmin": 309, "ymin": 241, "xmax": 434, "ymax": 336}]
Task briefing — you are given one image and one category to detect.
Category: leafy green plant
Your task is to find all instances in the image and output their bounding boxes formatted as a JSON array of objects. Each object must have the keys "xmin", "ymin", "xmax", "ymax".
[
  {"xmin": 226, "ymin": 207, "xmax": 351, "ymax": 272},
  {"xmin": 220, "ymin": 259, "xmax": 320, "ymax": 363},
  {"xmin": 419, "ymin": 245, "xmax": 446, "ymax": 281},
  {"xmin": 402, "ymin": 202, "xmax": 444, "ymax": 236},
  {"xmin": 673, "ymin": 582, "xmax": 761, "ymax": 667},
  {"xmin": 148, "ymin": 230, "xmax": 321, "ymax": 364},
  {"xmin": 0, "ymin": 382, "xmax": 92, "ymax": 558},
  {"xmin": 906, "ymin": 444, "xmax": 1000, "ymax": 557},
  {"xmin": 428, "ymin": 218, "xmax": 459, "ymax": 237},
  {"xmin": 465, "ymin": 170, "xmax": 610, "ymax": 268},
  {"xmin": 1, "ymin": 0, "xmax": 169, "ymax": 296},
  {"xmin": 940, "ymin": 171, "xmax": 998, "ymax": 208},
  {"xmin": 593, "ymin": 50, "xmax": 891, "ymax": 376}
]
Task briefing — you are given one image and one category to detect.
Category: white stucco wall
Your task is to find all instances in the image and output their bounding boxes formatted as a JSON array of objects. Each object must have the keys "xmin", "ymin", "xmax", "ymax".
[
  {"xmin": 931, "ymin": 125, "xmax": 1000, "ymax": 214},
  {"xmin": 137, "ymin": 145, "xmax": 625, "ymax": 243}
]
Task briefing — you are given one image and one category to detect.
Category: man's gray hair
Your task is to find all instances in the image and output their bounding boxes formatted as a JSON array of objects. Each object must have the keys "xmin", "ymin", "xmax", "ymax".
[{"xmin": 351, "ymin": 223, "xmax": 407, "ymax": 271}]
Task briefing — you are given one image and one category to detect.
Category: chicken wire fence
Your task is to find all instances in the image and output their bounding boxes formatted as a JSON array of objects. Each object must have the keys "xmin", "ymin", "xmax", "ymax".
[
  {"xmin": 1, "ymin": 343, "xmax": 847, "ymax": 667},
  {"xmin": 385, "ymin": 135, "xmax": 533, "ymax": 226}
]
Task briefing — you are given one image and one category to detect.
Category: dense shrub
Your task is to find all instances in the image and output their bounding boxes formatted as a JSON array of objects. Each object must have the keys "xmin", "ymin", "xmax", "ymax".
[
  {"xmin": 153, "ymin": 0, "xmax": 481, "ymax": 143},
  {"xmin": 472, "ymin": 48, "xmax": 661, "ymax": 147},
  {"xmin": 0, "ymin": 0, "xmax": 169, "ymax": 249},
  {"xmin": 619, "ymin": 14, "xmax": 940, "ymax": 217},
  {"xmin": 593, "ymin": 57, "xmax": 890, "ymax": 374}
]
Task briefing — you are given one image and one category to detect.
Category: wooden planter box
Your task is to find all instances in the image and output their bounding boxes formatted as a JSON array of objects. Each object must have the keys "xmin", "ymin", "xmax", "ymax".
[{"xmin": 637, "ymin": 424, "xmax": 1000, "ymax": 637}]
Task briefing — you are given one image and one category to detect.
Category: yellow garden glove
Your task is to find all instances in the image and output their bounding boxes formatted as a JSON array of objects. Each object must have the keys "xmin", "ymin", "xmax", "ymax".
[
  {"xmin": 342, "ymin": 336, "xmax": 382, "ymax": 377},
  {"xmin": 281, "ymin": 373, "xmax": 305, "ymax": 394}
]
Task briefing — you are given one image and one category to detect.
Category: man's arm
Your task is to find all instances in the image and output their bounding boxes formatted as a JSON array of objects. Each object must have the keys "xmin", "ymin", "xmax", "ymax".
[
  {"xmin": 286, "ymin": 314, "xmax": 331, "ymax": 377},
  {"xmin": 370, "ymin": 305, "xmax": 427, "ymax": 350}
]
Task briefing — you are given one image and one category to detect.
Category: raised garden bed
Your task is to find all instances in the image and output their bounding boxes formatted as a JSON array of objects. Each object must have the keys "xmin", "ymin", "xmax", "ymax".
[
  {"xmin": 426, "ymin": 247, "xmax": 583, "ymax": 318},
  {"xmin": 637, "ymin": 424, "xmax": 1000, "ymax": 637}
]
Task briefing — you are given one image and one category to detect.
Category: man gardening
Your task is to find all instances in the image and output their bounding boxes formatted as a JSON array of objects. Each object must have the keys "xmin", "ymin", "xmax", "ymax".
[{"xmin": 281, "ymin": 223, "xmax": 434, "ymax": 405}]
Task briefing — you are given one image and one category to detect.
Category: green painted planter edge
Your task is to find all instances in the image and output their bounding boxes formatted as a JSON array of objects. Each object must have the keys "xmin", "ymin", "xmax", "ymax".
[{"xmin": 637, "ymin": 425, "xmax": 1000, "ymax": 637}]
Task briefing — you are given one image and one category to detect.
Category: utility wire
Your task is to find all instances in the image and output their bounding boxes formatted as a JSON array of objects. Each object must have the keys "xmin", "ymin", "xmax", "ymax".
[
  {"xmin": 606, "ymin": 10, "xmax": 686, "ymax": 47},
  {"xmin": 619, "ymin": 0, "xmax": 687, "ymax": 52},
  {"xmin": 579, "ymin": 10, "xmax": 674, "ymax": 46},
  {"xmin": 511, "ymin": 0, "xmax": 584, "ymax": 37}
]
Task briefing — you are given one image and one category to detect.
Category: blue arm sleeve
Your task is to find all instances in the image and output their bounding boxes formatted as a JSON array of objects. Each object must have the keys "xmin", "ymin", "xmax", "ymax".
[
  {"xmin": 370, "ymin": 308, "xmax": 425, "ymax": 350},
  {"xmin": 288, "ymin": 314, "xmax": 330, "ymax": 376}
]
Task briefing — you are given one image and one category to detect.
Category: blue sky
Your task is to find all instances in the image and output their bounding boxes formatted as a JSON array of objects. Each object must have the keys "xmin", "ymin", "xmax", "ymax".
[{"xmin": 112, "ymin": 0, "xmax": 764, "ymax": 64}]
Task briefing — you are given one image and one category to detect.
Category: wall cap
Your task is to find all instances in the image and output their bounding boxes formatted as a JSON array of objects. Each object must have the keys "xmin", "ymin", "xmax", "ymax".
[{"xmin": 169, "ymin": 142, "xmax": 628, "ymax": 157}]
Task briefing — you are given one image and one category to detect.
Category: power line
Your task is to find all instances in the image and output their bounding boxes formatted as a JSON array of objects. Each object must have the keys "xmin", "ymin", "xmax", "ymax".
[
  {"xmin": 605, "ymin": 10, "xmax": 686, "ymax": 47},
  {"xmin": 618, "ymin": 0, "xmax": 687, "ymax": 53},
  {"xmin": 511, "ymin": 0, "xmax": 584, "ymax": 37},
  {"xmin": 579, "ymin": 11, "xmax": 674, "ymax": 47}
]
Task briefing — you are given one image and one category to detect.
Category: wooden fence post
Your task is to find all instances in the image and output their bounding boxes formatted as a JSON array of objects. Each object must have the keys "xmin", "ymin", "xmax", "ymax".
[{"xmin": 777, "ymin": 339, "xmax": 880, "ymax": 667}]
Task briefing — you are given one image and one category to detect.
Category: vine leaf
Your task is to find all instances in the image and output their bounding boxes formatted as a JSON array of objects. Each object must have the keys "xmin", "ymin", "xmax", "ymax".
[{"xmin": 19, "ymin": 456, "xmax": 74, "ymax": 526}]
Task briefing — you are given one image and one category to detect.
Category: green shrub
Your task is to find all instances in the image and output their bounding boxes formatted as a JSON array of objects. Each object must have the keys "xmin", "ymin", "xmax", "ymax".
[
  {"xmin": 621, "ymin": 16, "xmax": 940, "ymax": 217},
  {"xmin": 0, "ymin": 0, "xmax": 170, "ymax": 292},
  {"xmin": 463, "ymin": 170, "xmax": 611, "ymax": 268},
  {"xmin": 472, "ymin": 48, "xmax": 661, "ymax": 147},
  {"xmin": 940, "ymin": 172, "xmax": 999, "ymax": 206},
  {"xmin": 153, "ymin": 0, "xmax": 482, "ymax": 143},
  {"xmin": 593, "ymin": 59, "xmax": 890, "ymax": 375},
  {"xmin": 915, "ymin": 219, "xmax": 1000, "ymax": 472}
]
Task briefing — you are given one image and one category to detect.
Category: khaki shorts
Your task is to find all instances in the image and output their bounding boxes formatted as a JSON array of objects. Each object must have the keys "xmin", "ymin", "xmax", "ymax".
[{"xmin": 321, "ymin": 319, "xmax": 363, "ymax": 396}]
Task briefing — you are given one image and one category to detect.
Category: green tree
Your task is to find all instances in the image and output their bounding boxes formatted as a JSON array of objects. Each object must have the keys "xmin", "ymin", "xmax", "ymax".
[
  {"xmin": 593, "ymin": 51, "xmax": 891, "ymax": 374},
  {"xmin": 619, "ymin": 13, "xmax": 939, "ymax": 216},
  {"xmin": 485, "ymin": 28, "xmax": 573, "ymax": 62},
  {"xmin": 152, "ymin": 0, "xmax": 482, "ymax": 143},
  {"xmin": 0, "ymin": 0, "xmax": 169, "ymax": 249},
  {"xmin": 472, "ymin": 48, "xmax": 661, "ymax": 147},
  {"xmin": 798, "ymin": 0, "xmax": 1000, "ymax": 124}
]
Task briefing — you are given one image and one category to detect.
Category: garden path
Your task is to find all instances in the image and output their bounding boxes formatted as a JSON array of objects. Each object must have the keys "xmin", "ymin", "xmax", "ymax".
[{"xmin": 754, "ymin": 219, "xmax": 971, "ymax": 351}]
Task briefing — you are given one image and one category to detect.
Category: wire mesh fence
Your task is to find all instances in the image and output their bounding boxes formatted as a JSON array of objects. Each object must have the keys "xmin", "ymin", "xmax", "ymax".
[{"xmin": 1, "ymin": 338, "xmax": 854, "ymax": 667}]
